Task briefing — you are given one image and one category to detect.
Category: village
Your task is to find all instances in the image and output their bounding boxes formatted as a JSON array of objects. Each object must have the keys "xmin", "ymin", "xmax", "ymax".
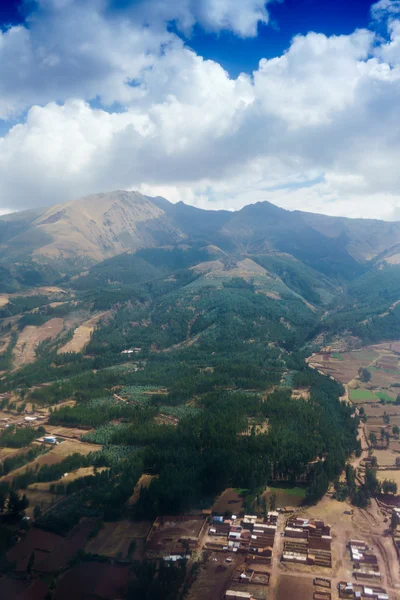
[{"xmin": 3, "ymin": 344, "xmax": 400, "ymax": 599}]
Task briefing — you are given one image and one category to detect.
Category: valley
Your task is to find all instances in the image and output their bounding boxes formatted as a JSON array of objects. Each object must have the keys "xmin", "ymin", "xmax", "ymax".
[{"xmin": 1, "ymin": 192, "xmax": 400, "ymax": 599}]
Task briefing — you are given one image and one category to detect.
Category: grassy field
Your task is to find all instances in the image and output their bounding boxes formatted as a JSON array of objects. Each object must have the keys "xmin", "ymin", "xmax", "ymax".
[
  {"xmin": 375, "ymin": 391, "xmax": 396, "ymax": 403},
  {"xmin": 85, "ymin": 519, "xmax": 151, "ymax": 559},
  {"xmin": 265, "ymin": 484, "xmax": 306, "ymax": 508},
  {"xmin": 376, "ymin": 470, "xmax": 400, "ymax": 487},
  {"xmin": 349, "ymin": 388, "xmax": 377, "ymax": 402}
]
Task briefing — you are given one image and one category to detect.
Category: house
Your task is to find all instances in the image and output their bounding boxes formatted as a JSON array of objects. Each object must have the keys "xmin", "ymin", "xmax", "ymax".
[
  {"xmin": 44, "ymin": 436, "xmax": 57, "ymax": 444},
  {"xmin": 225, "ymin": 591, "xmax": 252, "ymax": 599}
]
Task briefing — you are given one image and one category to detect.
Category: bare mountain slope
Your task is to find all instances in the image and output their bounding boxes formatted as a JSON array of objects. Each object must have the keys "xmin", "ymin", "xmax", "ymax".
[
  {"xmin": 1, "ymin": 191, "xmax": 186, "ymax": 263},
  {"xmin": 2, "ymin": 191, "xmax": 400, "ymax": 278}
]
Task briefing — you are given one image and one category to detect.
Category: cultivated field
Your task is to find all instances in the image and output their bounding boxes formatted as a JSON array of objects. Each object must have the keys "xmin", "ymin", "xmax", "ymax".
[
  {"xmin": 147, "ymin": 516, "xmax": 206, "ymax": 556},
  {"xmin": 0, "ymin": 439, "xmax": 100, "ymax": 484},
  {"xmin": 276, "ymin": 574, "xmax": 314, "ymax": 600},
  {"xmin": 212, "ymin": 488, "xmax": 245, "ymax": 514},
  {"xmin": 373, "ymin": 449, "xmax": 398, "ymax": 467},
  {"xmin": 54, "ymin": 562, "xmax": 130, "ymax": 600},
  {"xmin": 187, "ymin": 552, "xmax": 241, "ymax": 600},
  {"xmin": 58, "ymin": 311, "xmax": 109, "ymax": 354},
  {"xmin": 309, "ymin": 344, "xmax": 400, "ymax": 388},
  {"xmin": 265, "ymin": 485, "xmax": 306, "ymax": 508},
  {"xmin": 85, "ymin": 519, "xmax": 151, "ymax": 560},
  {"xmin": 376, "ymin": 470, "xmax": 400, "ymax": 487},
  {"xmin": 44, "ymin": 425, "xmax": 92, "ymax": 439},
  {"xmin": 13, "ymin": 317, "xmax": 64, "ymax": 368}
]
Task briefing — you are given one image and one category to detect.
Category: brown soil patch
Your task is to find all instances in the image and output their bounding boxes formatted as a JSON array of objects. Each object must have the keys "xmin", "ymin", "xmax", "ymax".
[
  {"xmin": 376, "ymin": 470, "xmax": 400, "ymax": 487},
  {"xmin": 13, "ymin": 318, "xmax": 64, "ymax": 368},
  {"xmin": 187, "ymin": 552, "xmax": 242, "ymax": 600},
  {"xmin": 374, "ymin": 449, "xmax": 398, "ymax": 467},
  {"xmin": 43, "ymin": 425, "xmax": 92, "ymax": 439},
  {"xmin": 0, "ymin": 295, "xmax": 9, "ymax": 308},
  {"xmin": 276, "ymin": 574, "xmax": 314, "ymax": 600},
  {"xmin": 28, "ymin": 467, "xmax": 108, "ymax": 493},
  {"xmin": 212, "ymin": 488, "xmax": 245, "ymax": 514},
  {"xmin": 54, "ymin": 562, "xmax": 130, "ymax": 600},
  {"xmin": 0, "ymin": 333, "xmax": 11, "ymax": 354},
  {"xmin": 57, "ymin": 311, "xmax": 109, "ymax": 354},
  {"xmin": 0, "ymin": 439, "xmax": 100, "ymax": 485},
  {"xmin": 85, "ymin": 519, "xmax": 151, "ymax": 559},
  {"xmin": 129, "ymin": 473, "xmax": 156, "ymax": 505}
]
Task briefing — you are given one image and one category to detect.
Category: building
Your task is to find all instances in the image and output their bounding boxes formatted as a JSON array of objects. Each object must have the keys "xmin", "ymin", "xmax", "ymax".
[{"xmin": 44, "ymin": 436, "xmax": 57, "ymax": 444}]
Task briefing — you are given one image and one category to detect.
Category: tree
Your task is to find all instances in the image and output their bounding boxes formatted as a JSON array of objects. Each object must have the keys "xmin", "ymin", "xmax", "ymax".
[
  {"xmin": 358, "ymin": 368, "xmax": 371, "ymax": 383},
  {"xmin": 333, "ymin": 480, "xmax": 349, "ymax": 501},
  {"xmin": 370, "ymin": 432, "xmax": 377, "ymax": 445},
  {"xmin": 382, "ymin": 479, "xmax": 398, "ymax": 495},
  {"xmin": 393, "ymin": 426, "xmax": 400, "ymax": 436},
  {"xmin": 365, "ymin": 468, "xmax": 381, "ymax": 496},
  {"xmin": 7, "ymin": 490, "xmax": 29, "ymax": 515},
  {"xmin": 352, "ymin": 487, "xmax": 369, "ymax": 508},
  {"xmin": 384, "ymin": 412, "xmax": 390, "ymax": 425},
  {"xmin": 269, "ymin": 493, "xmax": 276, "ymax": 512},
  {"xmin": 33, "ymin": 505, "xmax": 42, "ymax": 520},
  {"xmin": 392, "ymin": 511, "xmax": 399, "ymax": 531}
]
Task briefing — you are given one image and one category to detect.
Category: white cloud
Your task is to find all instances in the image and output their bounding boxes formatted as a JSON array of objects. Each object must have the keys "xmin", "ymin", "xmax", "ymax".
[
  {"xmin": 115, "ymin": 0, "xmax": 276, "ymax": 37},
  {"xmin": 371, "ymin": 0, "xmax": 400, "ymax": 22},
  {"xmin": 0, "ymin": 0, "xmax": 400, "ymax": 219}
]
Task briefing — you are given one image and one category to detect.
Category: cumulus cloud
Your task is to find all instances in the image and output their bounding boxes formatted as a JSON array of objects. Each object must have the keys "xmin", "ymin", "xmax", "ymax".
[
  {"xmin": 110, "ymin": 0, "xmax": 276, "ymax": 37},
  {"xmin": 371, "ymin": 0, "xmax": 400, "ymax": 22},
  {"xmin": 1, "ymin": 0, "xmax": 400, "ymax": 219}
]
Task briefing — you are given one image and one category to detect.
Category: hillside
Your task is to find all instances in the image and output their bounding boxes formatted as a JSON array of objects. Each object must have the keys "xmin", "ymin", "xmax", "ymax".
[
  {"xmin": 2, "ymin": 191, "xmax": 400, "ymax": 279},
  {"xmin": 2, "ymin": 190, "xmax": 400, "ymax": 599}
]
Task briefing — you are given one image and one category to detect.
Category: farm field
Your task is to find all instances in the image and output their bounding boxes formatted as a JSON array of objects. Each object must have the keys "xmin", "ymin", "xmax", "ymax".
[
  {"xmin": 54, "ymin": 562, "xmax": 130, "ymax": 600},
  {"xmin": 309, "ymin": 343, "xmax": 400, "ymax": 389},
  {"xmin": 28, "ymin": 466, "xmax": 108, "ymax": 493},
  {"xmin": 58, "ymin": 311, "xmax": 109, "ymax": 354},
  {"xmin": 365, "ymin": 404, "xmax": 400, "ymax": 418},
  {"xmin": 374, "ymin": 449, "xmax": 398, "ymax": 467},
  {"xmin": 147, "ymin": 516, "xmax": 206, "ymax": 557},
  {"xmin": 265, "ymin": 484, "xmax": 306, "ymax": 508},
  {"xmin": 85, "ymin": 519, "xmax": 151, "ymax": 559},
  {"xmin": 13, "ymin": 318, "xmax": 64, "ymax": 369},
  {"xmin": 44, "ymin": 425, "xmax": 92, "ymax": 439},
  {"xmin": 376, "ymin": 470, "xmax": 400, "ymax": 487},
  {"xmin": 0, "ymin": 439, "xmax": 100, "ymax": 484},
  {"xmin": 276, "ymin": 574, "xmax": 314, "ymax": 600},
  {"xmin": 349, "ymin": 388, "xmax": 378, "ymax": 402},
  {"xmin": 212, "ymin": 488, "xmax": 245, "ymax": 515},
  {"xmin": 0, "ymin": 446, "xmax": 23, "ymax": 461},
  {"xmin": 187, "ymin": 552, "xmax": 241, "ymax": 600}
]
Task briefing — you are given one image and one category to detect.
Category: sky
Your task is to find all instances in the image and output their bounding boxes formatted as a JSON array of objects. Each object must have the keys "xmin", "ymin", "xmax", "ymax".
[{"xmin": 0, "ymin": 0, "xmax": 400, "ymax": 220}]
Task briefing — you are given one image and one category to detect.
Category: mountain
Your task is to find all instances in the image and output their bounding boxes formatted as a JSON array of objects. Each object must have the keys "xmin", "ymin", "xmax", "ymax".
[
  {"xmin": 0, "ymin": 191, "xmax": 185, "ymax": 265},
  {"xmin": 2, "ymin": 191, "xmax": 400, "ymax": 280},
  {"xmin": 0, "ymin": 188, "xmax": 398, "ymax": 568},
  {"xmin": 297, "ymin": 210, "xmax": 400, "ymax": 262}
]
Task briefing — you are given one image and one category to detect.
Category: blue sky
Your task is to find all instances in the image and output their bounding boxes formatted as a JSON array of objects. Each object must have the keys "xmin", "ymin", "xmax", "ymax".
[
  {"xmin": 185, "ymin": 0, "xmax": 377, "ymax": 76},
  {"xmin": 0, "ymin": 0, "xmax": 377, "ymax": 76},
  {"xmin": 0, "ymin": 0, "xmax": 399, "ymax": 220}
]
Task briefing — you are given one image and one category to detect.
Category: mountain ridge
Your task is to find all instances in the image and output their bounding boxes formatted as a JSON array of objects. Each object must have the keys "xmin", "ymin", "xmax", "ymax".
[{"xmin": 2, "ymin": 191, "xmax": 400, "ymax": 278}]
